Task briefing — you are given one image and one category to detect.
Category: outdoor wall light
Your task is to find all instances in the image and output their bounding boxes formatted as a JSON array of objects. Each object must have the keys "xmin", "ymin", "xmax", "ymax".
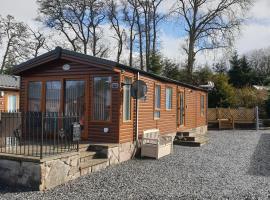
[
  {"xmin": 104, "ymin": 127, "xmax": 109, "ymax": 133},
  {"xmin": 62, "ymin": 64, "xmax": 71, "ymax": 71},
  {"xmin": 0, "ymin": 91, "xmax": 4, "ymax": 97}
]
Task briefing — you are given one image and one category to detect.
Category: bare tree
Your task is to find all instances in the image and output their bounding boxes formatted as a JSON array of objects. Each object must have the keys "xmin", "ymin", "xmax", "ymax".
[
  {"xmin": 27, "ymin": 27, "xmax": 50, "ymax": 58},
  {"xmin": 37, "ymin": 0, "xmax": 108, "ymax": 57},
  {"xmin": 175, "ymin": 0, "xmax": 251, "ymax": 78},
  {"xmin": 123, "ymin": 1, "xmax": 137, "ymax": 66},
  {"xmin": 0, "ymin": 15, "xmax": 29, "ymax": 74},
  {"xmin": 126, "ymin": 0, "xmax": 165, "ymax": 71},
  {"xmin": 106, "ymin": 0, "xmax": 127, "ymax": 63}
]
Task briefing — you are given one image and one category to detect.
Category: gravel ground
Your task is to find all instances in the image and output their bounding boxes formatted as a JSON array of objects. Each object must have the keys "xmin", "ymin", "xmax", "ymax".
[{"xmin": 0, "ymin": 130, "xmax": 270, "ymax": 200}]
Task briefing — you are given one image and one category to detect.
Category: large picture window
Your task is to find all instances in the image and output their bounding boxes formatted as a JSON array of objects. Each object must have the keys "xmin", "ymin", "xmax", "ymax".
[
  {"xmin": 123, "ymin": 77, "xmax": 132, "ymax": 121},
  {"xmin": 154, "ymin": 85, "xmax": 161, "ymax": 119},
  {"xmin": 165, "ymin": 87, "xmax": 172, "ymax": 110},
  {"xmin": 28, "ymin": 81, "xmax": 42, "ymax": 112},
  {"xmin": 93, "ymin": 76, "xmax": 112, "ymax": 121},
  {"xmin": 200, "ymin": 94, "xmax": 205, "ymax": 116}
]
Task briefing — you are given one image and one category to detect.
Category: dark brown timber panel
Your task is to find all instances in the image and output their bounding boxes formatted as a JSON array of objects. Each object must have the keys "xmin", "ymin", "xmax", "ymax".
[{"xmin": 19, "ymin": 59, "xmax": 121, "ymax": 143}]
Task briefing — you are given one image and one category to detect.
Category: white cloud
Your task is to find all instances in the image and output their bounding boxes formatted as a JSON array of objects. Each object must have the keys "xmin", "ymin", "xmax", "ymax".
[
  {"xmin": 1, "ymin": 0, "xmax": 270, "ymax": 66},
  {"xmin": 1, "ymin": 0, "xmax": 38, "ymax": 23},
  {"xmin": 236, "ymin": 23, "xmax": 270, "ymax": 54}
]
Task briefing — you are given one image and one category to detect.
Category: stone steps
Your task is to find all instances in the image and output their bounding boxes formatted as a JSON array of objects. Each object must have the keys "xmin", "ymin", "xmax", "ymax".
[
  {"xmin": 79, "ymin": 151, "xmax": 97, "ymax": 163},
  {"xmin": 79, "ymin": 158, "xmax": 108, "ymax": 171},
  {"xmin": 174, "ymin": 131, "xmax": 208, "ymax": 147},
  {"xmin": 79, "ymin": 144, "xmax": 109, "ymax": 175}
]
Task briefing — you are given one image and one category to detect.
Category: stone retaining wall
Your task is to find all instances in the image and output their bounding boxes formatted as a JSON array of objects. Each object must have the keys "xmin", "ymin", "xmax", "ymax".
[
  {"xmin": 0, "ymin": 141, "xmax": 136, "ymax": 191},
  {"xmin": 0, "ymin": 127, "xmax": 207, "ymax": 191}
]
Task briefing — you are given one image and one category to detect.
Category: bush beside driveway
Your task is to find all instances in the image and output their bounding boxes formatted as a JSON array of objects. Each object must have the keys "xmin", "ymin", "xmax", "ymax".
[{"xmin": 0, "ymin": 130, "xmax": 270, "ymax": 199}]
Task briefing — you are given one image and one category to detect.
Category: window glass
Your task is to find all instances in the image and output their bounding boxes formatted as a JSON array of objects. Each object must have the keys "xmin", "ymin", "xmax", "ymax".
[
  {"xmin": 93, "ymin": 77, "xmax": 112, "ymax": 121},
  {"xmin": 28, "ymin": 82, "xmax": 42, "ymax": 112},
  {"xmin": 123, "ymin": 77, "xmax": 132, "ymax": 121},
  {"xmin": 8, "ymin": 95, "xmax": 16, "ymax": 112},
  {"xmin": 200, "ymin": 95, "xmax": 205, "ymax": 116},
  {"xmin": 166, "ymin": 87, "xmax": 172, "ymax": 110},
  {"xmin": 46, "ymin": 81, "xmax": 61, "ymax": 113},
  {"xmin": 154, "ymin": 85, "xmax": 161, "ymax": 119}
]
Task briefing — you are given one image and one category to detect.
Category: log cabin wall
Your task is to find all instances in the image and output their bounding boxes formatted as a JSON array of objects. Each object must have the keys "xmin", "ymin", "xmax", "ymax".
[
  {"xmin": 119, "ymin": 71, "xmax": 207, "ymax": 144},
  {"xmin": 15, "ymin": 48, "xmax": 207, "ymax": 145},
  {"xmin": 0, "ymin": 96, "xmax": 4, "ymax": 111},
  {"xmin": 19, "ymin": 59, "xmax": 121, "ymax": 143}
]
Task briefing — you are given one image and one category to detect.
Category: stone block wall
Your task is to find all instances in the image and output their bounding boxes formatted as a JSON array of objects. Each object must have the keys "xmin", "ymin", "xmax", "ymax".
[
  {"xmin": 40, "ymin": 153, "xmax": 80, "ymax": 190},
  {"xmin": 0, "ymin": 159, "xmax": 41, "ymax": 189}
]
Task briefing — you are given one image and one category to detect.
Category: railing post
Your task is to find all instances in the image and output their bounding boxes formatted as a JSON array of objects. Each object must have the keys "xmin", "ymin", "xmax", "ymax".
[
  {"xmin": 255, "ymin": 106, "xmax": 259, "ymax": 131},
  {"xmin": 40, "ymin": 112, "xmax": 44, "ymax": 159}
]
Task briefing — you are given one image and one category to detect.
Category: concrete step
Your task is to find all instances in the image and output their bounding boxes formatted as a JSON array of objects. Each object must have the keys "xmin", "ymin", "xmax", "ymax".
[
  {"xmin": 174, "ymin": 138, "xmax": 208, "ymax": 147},
  {"xmin": 174, "ymin": 134, "xmax": 208, "ymax": 147},
  {"xmin": 78, "ymin": 144, "xmax": 91, "ymax": 152},
  {"xmin": 79, "ymin": 158, "xmax": 108, "ymax": 170},
  {"xmin": 79, "ymin": 151, "xmax": 97, "ymax": 163},
  {"xmin": 176, "ymin": 132, "xmax": 190, "ymax": 137}
]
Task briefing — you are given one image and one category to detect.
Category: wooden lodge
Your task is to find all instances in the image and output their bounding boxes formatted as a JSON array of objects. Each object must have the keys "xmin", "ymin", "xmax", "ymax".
[
  {"xmin": 12, "ymin": 47, "xmax": 208, "ymax": 147},
  {"xmin": 0, "ymin": 47, "xmax": 209, "ymax": 190}
]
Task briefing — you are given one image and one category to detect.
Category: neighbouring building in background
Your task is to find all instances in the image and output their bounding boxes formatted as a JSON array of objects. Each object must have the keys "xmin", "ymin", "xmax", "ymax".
[{"xmin": 0, "ymin": 75, "xmax": 20, "ymax": 112}]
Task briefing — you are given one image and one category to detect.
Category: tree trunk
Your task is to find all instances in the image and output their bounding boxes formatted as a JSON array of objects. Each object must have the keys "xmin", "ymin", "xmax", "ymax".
[
  {"xmin": 0, "ymin": 39, "xmax": 11, "ymax": 74},
  {"xmin": 187, "ymin": 34, "xmax": 196, "ymax": 78},
  {"xmin": 92, "ymin": 27, "xmax": 97, "ymax": 56},
  {"xmin": 136, "ymin": 13, "xmax": 144, "ymax": 70},
  {"xmin": 129, "ymin": 28, "xmax": 134, "ymax": 67}
]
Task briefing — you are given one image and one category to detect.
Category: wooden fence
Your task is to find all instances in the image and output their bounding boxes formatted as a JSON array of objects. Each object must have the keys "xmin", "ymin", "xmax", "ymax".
[{"xmin": 208, "ymin": 107, "xmax": 258, "ymax": 129}]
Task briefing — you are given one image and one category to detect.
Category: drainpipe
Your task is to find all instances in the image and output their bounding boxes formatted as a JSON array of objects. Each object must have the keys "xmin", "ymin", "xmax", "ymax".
[{"xmin": 136, "ymin": 72, "xmax": 140, "ymax": 143}]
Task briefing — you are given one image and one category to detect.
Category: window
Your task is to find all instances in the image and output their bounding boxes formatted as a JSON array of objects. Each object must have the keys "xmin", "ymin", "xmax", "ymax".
[
  {"xmin": 154, "ymin": 85, "xmax": 161, "ymax": 119},
  {"xmin": 46, "ymin": 81, "xmax": 61, "ymax": 113},
  {"xmin": 93, "ymin": 77, "xmax": 112, "ymax": 121},
  {"xmin": 8, "ymin": 95, "xmax": 17, "ymax": 112},
  {"xmin": 200, "ymin": 94, "xmax": 205, "ymax": 116},
  {"xmin": 165, "ymin": 87, "xmax": 172, "ymax": 110},
  {"xmin": 65, "ymin": 80, "xmax": 85, "ymax": 116},
  {"xmin": 178, "ymin": 91, "xmax": 185, "ymax": 126},
  {"xmin": 28, "ymin": 82, "xmax": 42, "ymax": 111},
  {"xmin": 123, "ymin": 77, "xmax": 132, "ymax": 121}
]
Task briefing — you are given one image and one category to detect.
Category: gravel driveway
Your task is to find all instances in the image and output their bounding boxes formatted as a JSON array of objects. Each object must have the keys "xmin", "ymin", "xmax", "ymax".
[{"xmin": 0, "ymin": 130, "xmax": 270, "ymax": 200}]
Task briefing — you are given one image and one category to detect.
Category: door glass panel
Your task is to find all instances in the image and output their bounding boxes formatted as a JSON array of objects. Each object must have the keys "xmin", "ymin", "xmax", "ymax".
[
  {"xmin": 65, "ymin": 80, "xmax": 85, "ymax": 125},
  {"xmin": 180, "ymin": 92, "xmax": 185, "ymax": 125},
  {"xmin": 45, "ymin": 81, "xmax": 61, "ymax": 113},
  {"xmin": 28, "ymin": 82, "xmax": 42, "ymax": 112},
  {"xmin": 93, "ymin": 77, "xmax": 111, "ymax": 121}
]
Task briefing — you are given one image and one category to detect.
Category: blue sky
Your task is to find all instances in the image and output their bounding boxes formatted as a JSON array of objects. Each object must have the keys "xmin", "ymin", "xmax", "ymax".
[{"xmin": 1, "ymin": 0, "xmax": 270, "ymax": 66}]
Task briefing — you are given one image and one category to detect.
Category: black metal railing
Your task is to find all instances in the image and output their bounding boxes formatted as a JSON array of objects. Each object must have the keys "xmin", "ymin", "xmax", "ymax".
[{"xmin": 0, "ymin": 111, "xmax": 81, "ymax": 159}]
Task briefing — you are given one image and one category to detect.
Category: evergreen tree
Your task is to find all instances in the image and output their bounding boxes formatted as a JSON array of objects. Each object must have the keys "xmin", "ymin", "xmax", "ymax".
[
  {"xmin": 228, "ymin": 52, "xmax": 253, "ymax": 87},
  {"xmin": 162, "ymin": 59, "xmax": 181, "ymax": 80},
  {"xmin": 208, "ymin": 74, "xmax": 236, "ymax": 107},
  {"xmin": 148, "ymin": 53, "xmax": 163, "ymax": 75}
]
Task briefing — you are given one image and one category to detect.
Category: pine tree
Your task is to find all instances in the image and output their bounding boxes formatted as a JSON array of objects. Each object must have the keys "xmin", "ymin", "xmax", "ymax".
[{"xmin": 228, "ymin": 52, "xmax": 253, "ymax": 87}]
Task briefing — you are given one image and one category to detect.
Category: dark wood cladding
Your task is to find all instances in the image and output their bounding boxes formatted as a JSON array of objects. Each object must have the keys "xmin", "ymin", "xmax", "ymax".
[{"xmin": 20, "ymin": 58, "xmax": 121, "ymax": 143}]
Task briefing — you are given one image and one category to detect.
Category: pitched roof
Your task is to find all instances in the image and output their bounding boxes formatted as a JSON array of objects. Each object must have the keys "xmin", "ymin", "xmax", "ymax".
[
  {"xmin": 12, "ymin": 47, "xmax": 207, "ymax": 92},
  {"xmin": 0, "ymin": 74, "xmax": 20, "ymax": 90}
]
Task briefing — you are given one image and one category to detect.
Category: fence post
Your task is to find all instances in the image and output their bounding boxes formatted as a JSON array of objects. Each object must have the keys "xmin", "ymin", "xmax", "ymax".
[
  {"xmin": 255, "ymin": 106, "xmax": 259, "ymax": 131},
  {"xmin": 40, "ymin": 112, "xmax": 44, "ymax": 159}
]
